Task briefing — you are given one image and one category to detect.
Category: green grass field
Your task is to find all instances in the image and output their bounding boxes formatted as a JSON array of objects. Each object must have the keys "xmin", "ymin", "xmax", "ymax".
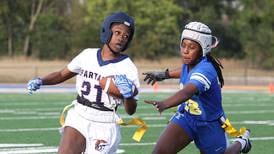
[{"xmin": 0, "ymin": 92, "xmax": 274, "ymax": 153}]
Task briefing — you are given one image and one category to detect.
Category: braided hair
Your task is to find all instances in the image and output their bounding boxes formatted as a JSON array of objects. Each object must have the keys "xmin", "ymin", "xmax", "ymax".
[{"xmin": 206, "ymin": 53, "xmax": 224, "ymax": 88}]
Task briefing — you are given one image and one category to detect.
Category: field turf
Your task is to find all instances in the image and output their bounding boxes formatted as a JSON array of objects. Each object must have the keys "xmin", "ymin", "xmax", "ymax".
[{"xmin": 0, "ymin": 92, "xmax": 274, "ymax": 153}]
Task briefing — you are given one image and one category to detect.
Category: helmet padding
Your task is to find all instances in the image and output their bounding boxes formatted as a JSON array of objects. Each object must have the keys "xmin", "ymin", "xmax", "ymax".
[{"xmin": 181, "ymin": 22, "xmax": 218, "ymax": 56}]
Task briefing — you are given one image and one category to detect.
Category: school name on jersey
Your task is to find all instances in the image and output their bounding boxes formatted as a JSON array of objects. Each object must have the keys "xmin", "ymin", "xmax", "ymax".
[{"xmin": 79, "ymin": 69, "xmax": 102, "ymax": 81}]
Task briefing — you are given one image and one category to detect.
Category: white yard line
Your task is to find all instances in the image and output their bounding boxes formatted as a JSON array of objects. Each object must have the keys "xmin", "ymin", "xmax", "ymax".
[
  {"xmin": 143, "ymin": 116, "xmax": 166, "ymax": 120},
  {"xmin": 120, "ymin": 142, "xmax": 156, "ymax": 146},
  {"xmin": 0, "ymin": 116, "xmax": 59, "ymax": 120},
  {"xmin": 0, "ymin": 128, "xmax": 57, "ymax": 132},
  {"xmin": 0, "ymin": 144, "xmax": 43, "ymax": 148},
  {"xmin": 0, "ymin": 143, "xmax": 125, "ymax": 154},
  {"xmin": 0, "ymin": 147, "xmax": 57, "ymax": 154},
  {"xmin": 223, "ymin": 103, "xmax": 274, "ymax": 107},
  {"xmin": 251, "ymin": 137, "xmax": 274, "ymax": 141},
  {"xmin": 233, "ymin": 120, "xmax": 274, "ymax": 126},
  {"xmin": 226, "ymin": 110, "xmax": 274, "ymax": 114}
]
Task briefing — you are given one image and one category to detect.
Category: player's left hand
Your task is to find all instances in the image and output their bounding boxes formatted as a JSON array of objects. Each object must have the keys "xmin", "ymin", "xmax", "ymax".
[
  {"xmin": 114, "ymin": 75, "xmax": 135, "ymax": 99},
  {"xmin": 144, "ymin": 100, "xmax": 166, "ymax": 114}
]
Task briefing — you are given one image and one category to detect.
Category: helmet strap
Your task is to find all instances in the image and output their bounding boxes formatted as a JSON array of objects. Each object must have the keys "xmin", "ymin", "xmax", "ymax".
[
  {"xmin": 107, "ymin": 44, "xmax": 118, "ymax": 55},
  {"xmin": 106, "ymin": 43, "xmax": 125, "ymax": 56},
  {"xmin": 196, "ymin": 55, "xmax": 203, "ymax": 64},
  {"xmin": 211, "ymin": 36, "xmax": 219, "ymax": 48}
]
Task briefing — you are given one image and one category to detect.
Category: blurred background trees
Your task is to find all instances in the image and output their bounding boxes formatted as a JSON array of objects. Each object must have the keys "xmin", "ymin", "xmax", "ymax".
[{"xmin": 0, "ymin": 0, "xmax": 273, "ymax": 69}]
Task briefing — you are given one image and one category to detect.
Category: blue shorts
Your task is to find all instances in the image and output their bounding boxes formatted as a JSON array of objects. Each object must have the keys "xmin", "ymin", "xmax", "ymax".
[{"xmin": 170, "ymin": 112, "xmax": 228, "ymax": 154}]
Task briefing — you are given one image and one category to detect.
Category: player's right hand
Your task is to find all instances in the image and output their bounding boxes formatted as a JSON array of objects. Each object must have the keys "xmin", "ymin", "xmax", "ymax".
[
  {"xmin": 143, "ymin": 69, "xmax": 170, "ymax": 85},
  {"xmin": 27, "ymin": 78, "xmax": 42, "ymax": 94}
]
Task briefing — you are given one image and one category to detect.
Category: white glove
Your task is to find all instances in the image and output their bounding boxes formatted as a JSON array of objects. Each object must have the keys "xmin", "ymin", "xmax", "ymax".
[
  {"xmin": 27, "ymin": 78, "xmax": 43, "ymax": 94},
  {"xmin": 114, "ymin": 75, "xmax": 135, "ymax": 99}
]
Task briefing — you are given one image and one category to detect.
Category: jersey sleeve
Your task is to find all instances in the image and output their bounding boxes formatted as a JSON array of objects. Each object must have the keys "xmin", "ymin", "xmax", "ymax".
[
  {"xmin": 67, "ymin": 49, "xmax": 87, "ymax": 73},
  {"xmin": 188, "ymin": 66, "xmax": 216, "ymax": 93}
]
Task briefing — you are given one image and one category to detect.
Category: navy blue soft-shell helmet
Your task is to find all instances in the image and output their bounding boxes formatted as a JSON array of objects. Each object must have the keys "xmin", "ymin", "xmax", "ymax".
[{"xmin": 100, "ymin": 12, "xmax": 135, "ymax": 51}]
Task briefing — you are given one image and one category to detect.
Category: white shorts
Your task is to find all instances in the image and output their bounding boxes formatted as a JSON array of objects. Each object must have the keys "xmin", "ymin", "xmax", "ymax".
[{"xmin": 63, "ymin": 101, "xmax": 121, "ymax": 154}]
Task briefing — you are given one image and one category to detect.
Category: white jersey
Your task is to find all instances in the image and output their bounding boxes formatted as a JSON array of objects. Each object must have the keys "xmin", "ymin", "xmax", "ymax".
[{"xmin": 67, "ymin": 48, "xmax": 140, "ymax": 110}]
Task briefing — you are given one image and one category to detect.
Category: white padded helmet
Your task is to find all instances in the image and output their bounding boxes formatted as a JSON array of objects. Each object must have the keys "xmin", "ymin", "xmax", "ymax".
[{"xmin": 181, "ymin": 21, "xmax": 219, "ymax": 56}]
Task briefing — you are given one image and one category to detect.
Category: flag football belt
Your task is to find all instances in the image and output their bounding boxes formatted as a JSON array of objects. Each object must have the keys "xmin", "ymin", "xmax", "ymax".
[
  {"xmin": 59, "ymin": 101, "xmax": 148, "ymax": 142},
  {"xmin": 219, "ymin": 116, "xmax": 246, "ymax": 137},
  {"xmin": 77, "ymin": 95, "xmax": 115, "ymax": 112}
]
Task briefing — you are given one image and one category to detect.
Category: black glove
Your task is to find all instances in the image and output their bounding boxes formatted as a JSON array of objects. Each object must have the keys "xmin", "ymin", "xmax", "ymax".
[{"xmin": 143, "ymin": 69, "xmax": 170, "ymax": 85}]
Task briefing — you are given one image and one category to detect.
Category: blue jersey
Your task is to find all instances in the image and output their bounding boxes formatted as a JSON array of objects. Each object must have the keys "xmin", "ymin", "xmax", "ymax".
[{"xmin": 178, "ymin": 57, "xmax": 224, "ymax": 121}]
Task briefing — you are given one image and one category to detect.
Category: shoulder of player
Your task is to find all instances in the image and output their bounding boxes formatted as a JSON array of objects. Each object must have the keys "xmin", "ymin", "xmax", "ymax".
[
  {"xmin": 197, "ymin": 59, "xmax": 215, "ymax": 71},
  {"xmin": 68, "ymin": 48, "xmax": 97, "ymax": 61},
  {"xmin": 192, "ymin": 61, "xmax": 217, "ymax": 77},
  {"xmin": 72, "ymin": 48, "xmax": 99, "ymax": 60},
  {"xmin": 120, "ymin": 56, "xmax": 137, "ymax": 69},
  {"xmin": 117, "ymin": 54, "xmax": 132, "ymax": 63},
  {"xmin": 114, "ymin": 56, "xmax": 138, "ymax": 79},
  {"xmin": 80, "ymin": 48, "xmax": 99, "ymax": 55}
]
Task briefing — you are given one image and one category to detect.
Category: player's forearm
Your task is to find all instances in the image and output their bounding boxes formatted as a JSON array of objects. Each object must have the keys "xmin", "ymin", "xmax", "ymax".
[
  {"xmin": 162, "ymin": 83, "xmax": 196, "ymax": 110},
  {"xmin": 41, "ymin": 72, "xmax": 64, "ymax": 85},
  {"xmin": 41, "ymin": 68, "xmax": 76, "ymax": 85},
  {"xmin": 162, "ymin": 91, "xmax": 188, "ymax": 110},
  {"xmin": 168, "ymin": 67, "xmax": 182, "ymax": 79}
]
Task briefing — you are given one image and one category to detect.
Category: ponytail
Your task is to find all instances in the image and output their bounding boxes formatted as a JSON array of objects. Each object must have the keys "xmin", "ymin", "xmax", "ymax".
[{"xmin": 206, "ymin": 54, "xmax": 224, "ymax": 88}]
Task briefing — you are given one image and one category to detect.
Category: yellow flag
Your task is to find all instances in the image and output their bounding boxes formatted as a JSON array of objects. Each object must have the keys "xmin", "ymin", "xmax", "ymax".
[
  {"xmin": 221, "ymin": 118, "xmax": 246, "ymax": 137},
  {"xmin": 59, "ymin": 103, "xmax": 74, "ymax": 126},
  {"xmin": 117, "ymin": 118, "xmax": 147, "ymax": 142}
]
